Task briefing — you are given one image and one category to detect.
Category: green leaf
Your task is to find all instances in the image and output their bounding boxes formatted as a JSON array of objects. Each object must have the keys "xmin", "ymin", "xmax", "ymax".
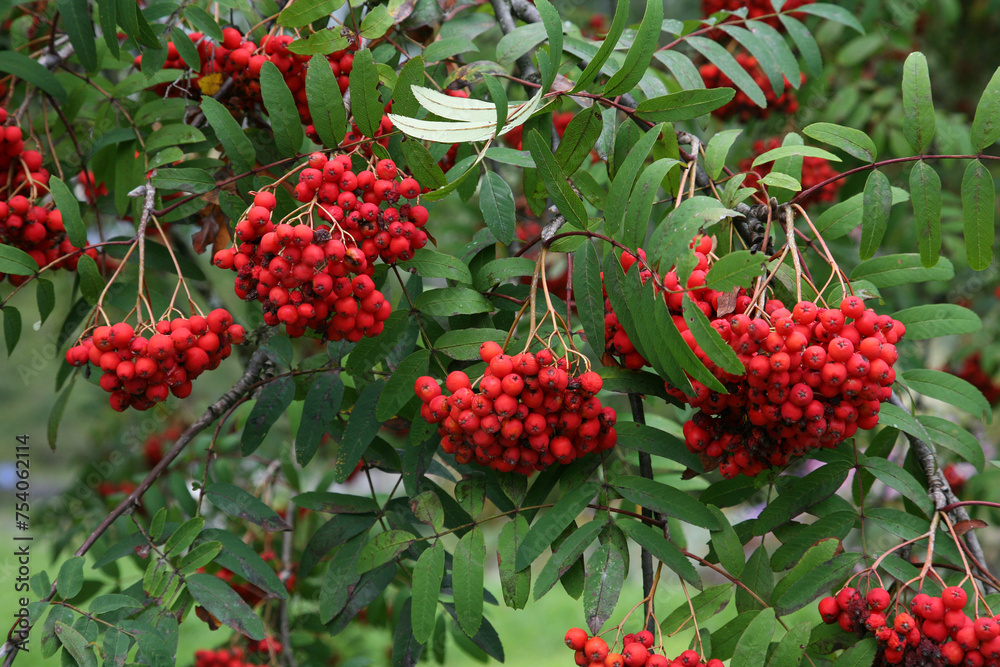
[
  {"xmin": 834, "ymin": 637, "xmax": 878, "ymax": 666},
  {"xmin": 482, "ymin": 75, "xmax": 508, "ymax": 138},
  {"xmin": 479, "ymin": 170, "xmax": 516, "ymax": 244},
  {"xmin": 535, "ymin": 0, "xmax": 563, "ymax": 91},
  {"xmin": 752, "ymin": 144, "xmax": 841, "ymax": 168},
  {"xmin": 306, "ymin": 54, "xmax": 347, "ymax": 147},
  {"xmin": 0, "ymin": 243, "xmax": 39, "ymax": 276},
  {"xmin": 496, "ymin": 23, "xmax": 546, "ymax": 68},
  {"xmin": 554, "ymin": 106, "xmax": 603, "ymax": 176},
  {"xmin": 893, "ymin": 303, "xmax": 981, "ymax": 339},
  {"xmin": 850, "ymin": 253, "xmax": 952, "ymax": 288},
  {"xmin": 649, "ymin": 197, "xmax": 740, "ymax": 270},
  {"xmin": 278, "ymin": 0, "xmax": 343, "ymax": 28},
  {"xmin": 184, "ymin": 6, "xmax": 224, "ymax": 42},
  {"xmin": 571, "ymin": 0, "xmax": 628, "ymax": 92},
  {"xmin": 260, "ymin": 61, "xmax": 304, "ymax": 157},
  {"xmin": 201, "ymin": 97, "xmax": 256, "ymax": 175},
  {"xmin": 360, "ymin": 4, "xmax": 392, "ymax": 38},
  {"xmin": 57, "ymin": 556, "xmax": 85, "ymax": 600},
  {"xmin": 902, "ymin": 52, "xmax": 935, "ymax": 154},
  {"xmin": 534, "ymin": 521, "xmax": 603, "ymax": 601},
  {"xmin": 909, "ymin": 160, "xmax": 942, "ymax": 268},
  {"xmin": 412, "ymin": 541, "xmax": 445, "ymax": 644},
  {"xmin": 971, "ymin": 66, "xmax": 1000, "ymax": 152},
  {"xmin": 774, "ymin": 552, "xmax": 860, "ymax": 616},
  {"xmin": 89, "ymin": 594, "xmax": 144, "ymax": 615},
  {"xmin": 961, "ymin": 159, "xmax": 994, "ymax": 270},
  {"xmin": 771, "ymin": 511, "xmax": 856, "ymax": 571},
  {"xmin": 434, "ymin": 329, "xmax": 507, "ymax": 360},
  {"xmin": 771, "ymin": 537, "xmax": 839, "ymax": 604},
  {"xmin": 687, "ymin": 36, "xmax": 765, "ymax": 107},
  {"xmin": 498, "ymin": 515, "xmax": 531, "ymax": 609},
  {"xmin": 755, "ymin": 463, "xmax": 851, "ymax": 535},
  {"xmin": 357, "ymin": 530, "xmax": 414, "ymax": 573},
  {"xmin": 35, "ymin": 277, "xmax": 55, "ymax": 325},
  {"xmin": 813, "ymin": 187, "xmax": 909, "ymax": 239},
  {"xmin": 241, "ymin": 376, "xmax": 295, "ymax": 456},
  {"xmin": 288, "ymin": 29, "xmax": 350, "ymax": 56},
  {"xmin": 654, "ymin": 50, "xmax": 705, "ymax": 90},
  {"xmin": 48, "ymin": 374, "xmax": 76, "ymax": 449},
  {"xmin": 735, "ymin": 546, "xmax": 773, "ymax": 612},
  {"xmin": 614, "ymin": 421, "xmax": 702, "ymax": 470},
  {"xmin": 573, "ymin": 240, "xmax": 605, "ymax": 358},
  {"xmin": 707, "ymin": 507, "xmax": 744, "ymax": 579},
  {"xmin": 296, "ymin": 371, "xmax": 344, "ymax": 466},
  {"xmin": 524, "ymin": 131, "xmax": 588, "ymax": 228},
  {"xmin": 332, "ymin": 377, "xmax": 383, "ymax": 476},
  {"xmin": 476, "ymin": 257, "xmax": 536, "ymax": 290},
  {"xmin": 660, "ymin": 584, "xmax": 732, "ymax": 635},
  {"xmin": 803, "ymin": 122, "xmax": 876, "ymax": 162},
  {"xmin": 206, "ymin": 482, "xmax": 290, "ymax": 531},
  {"xmin": 98, "ymin": 0, "xmax": 119, "ymax": 58},
  {"xmin": 868, "ymin": 402, "xmax": 931, "ymax": 447},
  {"xmin": 862, "ymin": 455, "xmax": 933, "ymax": 517},
  {"xmin": 377, "ymin": 349, "xmax": 430, "ymax": 421},
  {"xmin": 401, "ymin": 140, "xmax": 448, "ymax": 189},
  {"xmin": 705, "ymin": 129, "xmax": 743, "ymax": 180},
  {"xmin": 3, "ymin": 305, "xmax": 21, "ymax": 356},
  {"xmin": 76, "ymin": 254, "xmax": 104, "ymax": 305},
  {"xmin": 767, "ymin": 621, "xmax": 812, "ymax": 667},
  {"xmin": 399, "ymin": 248, "xmax": 473, "ymax": 283},
  {"xmin": 636, "ymin": 89, "xmax": 735, "ymax": 123},
  {"xmin": 345, "ymin": 312, "xmax": 408, "ymax": 374},
  {"xmin": 859, "ymin": 169, "xmax": 892, "ymax": 260},
  {"xmin": 0, "ymin": 50, "xmax": 68, "ymax": 104},
  {"xmin": 718, "ymin": 24, "xmax": 784, "ymax": 95},
  {"xmin": 779, "ymin": 14, "xmax": 822, "ymax": 76},
  {"xmin": 454, "ymin": 526, "xmax": 486, "ymax": 637},
  {"xmin": 704, "ymin": 250, "xmax": 764, "ymax": 292},
  {"xmin": 422, "ymin": 37, "xmax": 478, "ymax": 64},
  {"xmin": 517, "ymin": 481, "xmax": 600, "ymax": 570},
  {"xmin": 682, "ymin": 294, "xmax": 744, "ymax": 375},
  {"xmin": 179, "ymin": 541, "xmax": 223, "ymax": 574},
  {"xmin": 165, "ymin": 516, "xmax": 205, "ymax": 554},
  {"xmin": 55, "ymin": 621, "xmax": 97, "ymax": 667},
  {"xmin": 115, "ymin": 0, "xmax": 160, "ymax": 48},
  {"xmin": 622, "ymin": 158, "xmax": 680, "ymax": 249},
  {"xmin": 904, "ymin": 369, "xmax": 992, "ymax": 423},
  {"xmin": 583, "ymin": 543, "xmax": 625, "ymax": 635},
  {"xmin": 186, "ymin": 573, "xmax": 266, "ymax": 640},
  {"xmin": 57, "ymin": 0, "xmax": 97, "ymax": 72},
  {"xmin": 294, "ymin": 491, "xmax": 379, "ymax": 514},
  {"xmin": 792, "ymin": 3, "xmax": 865, "ymax": 33},
  {"xmin": 617, "ymin": 519, "xmax": 701, "ymax": 588},
  {"xmin": 415, "ymin": 286, "xmax": 492, "ymax": 317},
  {"xmin": 150, "ymin": 167, "xmax": 215, "ymax": 194},
  {"xmin": 759, "ymin": 172, "xmax": 801, "ymax": 191},
  {"xmin": 612, "ymin": 476, "xmax": 719, "ymax": 530},
  {"xmin": 350, "ymin": 49, "xmax": 383, "ymax": 139},
  {"xmin": 603, "ymin": 0, "xmax": 663, "ymax": 97},
  {"xmin": 731, "ymin": 607, "xmax": 775, "ymax": 667},
  {"xmin": 918, "ymin": 416, "xmax": 985, "ymax": 471},
  {"xmin": 605, "ymin": 124, "xmax": 663, "ymax": 236}
]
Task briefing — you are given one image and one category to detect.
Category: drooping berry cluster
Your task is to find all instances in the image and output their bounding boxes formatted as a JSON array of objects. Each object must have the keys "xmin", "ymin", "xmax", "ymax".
[
  {"xmin": 701, "ymin": 0, "xmax": 813, "ymax": 27},
  {"xmin": 214, "ymin": 154, "xmax": 428, "ymax": 340},
  {"xmin": 564, "ymin": 628, "xmax": 723, "ymax": 667},
  {"xmin": 603, "ymin": 237, "xmax": 905, "ymax": 477},
  {"xmin": 0, "ymin": 113, "xmax": 95, "ymax": 284},
  {"xmin": 65, "ymin": 310, "xmax": 245, "ymax": 412},
  {"xmin": 945, "ymin": 352, "xmax": 1000, "ymax": 405},
  {"xmin": 700, "ymin": 54, "xmax": 802, "ymax": 121},
  {"xmin": 139, "ymin": 28, "xmax": 357, "ymax": 127},
  {"xmin": 414, "ymin": 342, "xmax": 617, "ymax": 475},
  {"xmin": 819, "ymin": 586, "xmax": 1000, "ymax": 666},
  {"xmin": 740, "ymin": 137, "xmax": 844, "ymax": 205},
  {"xmin": 193, "ymin": 636, "xmax": 283, "ymax": 667}
]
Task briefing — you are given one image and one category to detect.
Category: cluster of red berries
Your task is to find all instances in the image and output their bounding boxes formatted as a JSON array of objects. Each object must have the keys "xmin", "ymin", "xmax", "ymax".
[
  {"xmin": 142, "ymin": 421, "xmax": 186, "ymax": 468},
  {"xmin": 701, "ymin": 0, "xmax": 813, "ymax": 27},
  {"xmin": 77, "ymin": 169, "xmax": 107, "ymax": 205},
  {"xmin": 946, "ymin": 352, "xmax": 1000, "ymax": 405},
  {"xmin": 96, "ymin": 480, "xmax": 137, "ymax": 498},
  {"xmin": 65, "ymin": 310, "xmax": 245, "ymax": 412},
  {"xmin": 140, "ymin": 27, "xmax": 357, "ymax": 126},
  {"xmin": 820, "ymin": 586, "xmax": 1000, "ymax": 665},
  {"xmin": 603, "ymin": 237, "xmax": 904, "ymax": 477},
  {"xmin": 414, "ymin": 342, "xmax": 617, "ymax": 475},
  {"xmin": 193, "ymin": 646, "xmax": 274, "ymax": 667},
  {"xmin": 0, "ymin": 112, "xmax": 95, "ymax": 284},
  {"xmin": 740, "ymin": 137, "xmax": 843, "ymax": 205},
  {"xmin": 563, "ymin": 628, "xmax": 722, "ymax": 667},
  {"xmin": 214, "ymin": 155, "xmax": 428, "ymax": 340},
  {"xmin": 700, "ymin": 54, "xmax": 802, "ymax": 121}
]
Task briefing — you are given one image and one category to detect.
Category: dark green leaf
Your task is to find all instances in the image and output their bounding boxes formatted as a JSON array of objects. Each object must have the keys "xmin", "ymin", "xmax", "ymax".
[
  {"xmin": 850, "ymin": 253, "xmax": 952, "ymax": 288},
  {"xmin": 707, "ymin": 507, "xmax": 744, "ymax": 578},
  {"xmin": 357, "ymin": 530, "xmax": 414, "ymax": 573},
  {"xmin": 605, "ymin": 124, "xmax": 662, "ymax": 237},
  {"xmin": 892, "ymin": 303, "xmax": 981, "ymax": 339},
  {"xmin": 571, "ymin": 0, "xmax": 628, "ymax": 92},
  {"xmin": 909, "ymin": 160, "xmax": 942, "ymax": 268},
  {"xmin": 622, "ymin": 158, "xmax": 680, "ymax": 249},
  {"xmin": 862, "ymin": 455, "xmax": 933, "ymax": 517},
  {"xmin": 441, "ymin": 603, "xmax": 504, "ymax": 661},
  {"xmin": 3, "ymin": 305, "xmax": 21, "ymax": 356},
  {"xmin": 687, "ymin": 36, "xmax": 765, "ymax": 107},
  {"xmin": 241, "ymin": 376, "xmax": 295, "ymax": 456},
  {"xmin": 775, "ymin": 552, "xmax": 860, "ymax": 616},
  {"xmin": 779, "ymin": 14, "xmax": 822, "ymax": 76},
  {"xmin": 345, "ymin": 312, "xmax": 409, "ymax": 374},
  {"xmin": 76, "ymin": 254, "xmax": 103, "ymax": 305},
  {"xmin": 833, "ymin": 637, "xmax": 878, "ymax": 666},
  {"xmin": 306, "ymin": 54, "xmax": 347, "ymax": 147},
  {"xmin": 961, "ymin": 159, "xmax": 994, "ymax": 270},
  {"xmin": 57, "ymin": 0, "xmax": 97, "ymax": 71},
  {"xmin": 554, "ymin": 107, "xmax": 603, "ymax": 176},
  {"xmin": 771, "ymin": 511, "xmax": 856, "ymax": 571},
  {"xmin": 705, "ymin": 129, "xmax": 743, "ymax": 180},
  {"xmin": 334, "ymin": 380, "xmax": 384, "ymax": 482},
  {"xmin": 573, "ymin": 240, "xmax": 605, "ymax": 357},
  {"xmin": 260, "ymin": 61, "xmax": 304, "ymax": 157},
  {"xmin": 479, "ymin": 171, "xmax": 516, "ymax": 244},
  {"xmin": 917, "ymin": 416, "xmax": 985, "ymax": 471},
  {"xmin": 615, "ymin": 421, "xmax": 701, "ymax": 470},
  {"xmin": 517, "ymin": 481, "xmax": 599, "ymax": 570},
  {"xmin": 498, "ymin": 515, "xmax": 531, "ymax": 609},
  {"xmin": 98, "ymin": 0, "xmax": 119, "ymax": 58},
  {"xmin": 476, "ymin": 257, "xmax": 535, "ymax": 290},
  {"xmin": 350, "ymin": 49, "xmax": 383, "ymax": 139},
  {"xmin": 278, "ymin": 0, "xmax": 343, "ymax": 27},
  {"xmin": 293, "ymin": 491, "xmax": 379, "ymax": 514},
  {"xmin": 434, "ymin": 328, "xmax": 507, "ymax": 361},
  {"xmin": 755, "ymin": 463, "xmax": 851, "ymax": 535},
  {"xmin": 115, "ymin": 0, "xmax": 159, "ymax": 47},
  {"xmin": 583, "ymin": 543, "xmax": 624, "ymax": 635},
  {"xmin": 704, "ymin": 250, "xmax": 763, "ymax": 292},
  {"xmin": 288, "ymin": 29, "xmax": 349, "ymax": 56},
  {"xmin": 0, "ymin": 243, "xmax": 39, "ymax": 276},
  {"xmin": 660, "ymin": 584, "xmax": 731, "ymax": 635},
  {"xmin": 401, "ymin": 140, "xmax": 448, "ymax": 189},
  {"xmin": 597, "ymin": 367, "xmax": 670, "ymax": 401},
  {"xmin": 617, "ymin": 519, "xmax": 701, "ymax": 588},
  {"xmin": 0, "ymin": 50, "xmax": 68, "ymax": 103},
  {"xmin": 392, "ymin": 56, "xmax": 424, "ymax": 119},
  {"xmin": 731, "ymin": 607, "xmax": 775, "ymax": 667},
  {"xmin": 682, "ymin": 294, "xmax": 744, "ymax": 375},
  {"xmin": 206, "ymin": 482, "xmax": 290, "ymax": 531},
  {"xmin": 49, "ymin": 177, "xmax": 87, "ymax": 248},
  {"xmin": 296, "ymin": 371, "xmax": 344, "ymax": 466},
  {"xmin": 904, "ymin": 369, "xmax": 991, "ymax": 422},
  {"xmin": 753, "ymin": 144, "xmax": 841, "ymax": 168},
  {"xmin": 151, "ymin": 167, "xmax": 215, "ymax": 194},
  {"xmin": 201, "ymin": 97, "xmax": 256, "ymax": 175},
  {"xmin": 360, "ymin": 3, "xmax": 392, "ymax": 38},
  {"xmin": 35, "ymin": 277, "xmax": 54, "ymax": 324},
  {"xmin": 735, "ymin": 546, "xmax": 773, "ymax": 612},
  {"xmin": 377, "ymin": 349, "xmax": 430, "ymax": 421},
  {"xmin": 415, "ymin": 286, "xmax": 492, "ymax": 317},
  {"xmin": 186, "ymin": 573, "xmax": 266, "ymax": 640},
  {"xmin": 412, "ymin": 541, "xmax": 444, "ymax": 644},
  {"xmin": 55, "ymin": 621, "xmax": 97, "ymax": 667},
  {"xmin": 48, "ymin": 374, "xmax": 76, "ymax": 449},
  {"xmin": 454, "ymin": 526, "xmax": 486, "ymax": 637},
  {"xmin": 56, "ymin": 556, "xmax": 84, "ymax": 600},
  {"xmin": 792, "ymin": 3, "xmax": 865, "ymax": 33},
  {"xmin": 902, "ymin": 52, "xmax": 935, "ymax": 154},
  {"xmin": 971, "ymin": 66, "xmax": 1000, "ymax": 152},
  {"xmin": 636, "ymin": 88, "xmax": 735, "ymax": 123},
  {"xmin": 603, "ymin": 0, "xmax": 662, "ymax": 97},
  {"xmin": 859, "ymin": 169, "xmax": 892, "ymax": 260},
  {"xmin": 524, "ymin": 131, "xmax": 588, "ymax": 228},
  {"xmin": 612, "ymin": 476, "xmax": 719, "ymax": 530},
  {"xmin": 767, "ymin": 621, "xmax": 812, "ymax": 667},
  {"xmin": 184, "ymin": 6, "xmax": 224, "ymax": 42},
  {"xmin": 534, "ymin": 521, "xmax": 603, "ymax": 601},
  {"xmin": 400, "ymin": 248, "xmax": 473, "ymax": 283}
]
